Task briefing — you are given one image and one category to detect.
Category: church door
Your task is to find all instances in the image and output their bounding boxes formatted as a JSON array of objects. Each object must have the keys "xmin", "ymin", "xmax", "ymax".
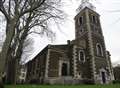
[
  {"xmin": 61, "ymin": 63, "xmax": 68, "ymax": 76},
  {"xmin": 101, "ymin": 72, "xmax": 106, "ymax": 84}
]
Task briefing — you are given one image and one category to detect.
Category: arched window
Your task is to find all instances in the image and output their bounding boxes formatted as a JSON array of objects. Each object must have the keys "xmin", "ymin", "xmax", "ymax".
[
  {"xmin": 79, "ymin": 16, "xmax": 83, "ymax": 25},
  {"xmin": 79, "ymin": 28, "xmax": 85, "ymax": 34},
  {"xmin": 92, "ymin": 16, "xmax": 96, "ymax": 23},
  {"xmin": 96, "ymin": 43, "xmax": 103, "ymax": 56},
  {"xmin": 92, "ymin": 15, "xmax": 98, "ymax": 24},
  {"xmin": 79, "ymin": 50, "xmax": 85, "ymax": 62}
]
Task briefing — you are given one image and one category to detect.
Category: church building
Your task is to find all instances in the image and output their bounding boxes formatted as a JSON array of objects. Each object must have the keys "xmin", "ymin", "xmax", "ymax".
[{"xmin": 26, "ymin": 0, "xmax": 114, "ymax": 84}]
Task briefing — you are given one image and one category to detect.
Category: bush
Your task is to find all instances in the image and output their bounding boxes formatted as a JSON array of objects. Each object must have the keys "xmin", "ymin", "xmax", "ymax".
[
  {"xmin": 29, "ymin": 79, "xmax": 39, "ymax": 84},
  {"xmin": 0, "ymin": 82, "xmax": 4, "ymax": 88},
  {"xmin": 82, "ymin": 79, "xmax": 94, "ymax": 84},
  {"xmin": 113, "ymin": 80, "xmax": 120, "ymax": 84}
]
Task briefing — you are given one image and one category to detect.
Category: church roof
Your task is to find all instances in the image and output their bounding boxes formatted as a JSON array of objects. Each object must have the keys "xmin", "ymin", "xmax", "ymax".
[{"xmin": 26, "ymin": 43, "xmax": 74, "ymax": 64}]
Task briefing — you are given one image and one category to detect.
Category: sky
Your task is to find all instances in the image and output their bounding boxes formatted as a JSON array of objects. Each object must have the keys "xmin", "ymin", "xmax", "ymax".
[
  {"xmin": 29, "ymin": 0, "xmax": 120, "ymax": 66},
  {"xmin": 0, "ymin": 13, "xmax": 6, "ymax": 51},
  {"xmin": 0, "ymin": 0, "xmax": 120, "ymax": 65}
]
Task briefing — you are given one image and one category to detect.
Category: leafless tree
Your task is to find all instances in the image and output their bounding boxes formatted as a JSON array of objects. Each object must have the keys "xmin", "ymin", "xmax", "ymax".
[
  {"xmin": 113, "ymin": 65, "xmax": 120, "ymax": 81},
  {"xmin": 0, "ymin": 0, "xmax": 65, "ymax": 86}
]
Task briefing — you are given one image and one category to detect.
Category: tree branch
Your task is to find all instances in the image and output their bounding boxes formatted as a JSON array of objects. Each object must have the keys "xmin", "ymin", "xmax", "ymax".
[
  {"xmin": 0, "ymin": 1, "xmax": 10, "ymax": 21},
  {"xmin": 20, "ymin": 0, "xmax": 46, "ymax": 17}
]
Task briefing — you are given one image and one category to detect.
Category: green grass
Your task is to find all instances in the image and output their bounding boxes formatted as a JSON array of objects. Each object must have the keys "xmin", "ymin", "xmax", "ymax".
[{"xmin": 5, "ymin": 84, "xmax": 120, "ymax": 88}]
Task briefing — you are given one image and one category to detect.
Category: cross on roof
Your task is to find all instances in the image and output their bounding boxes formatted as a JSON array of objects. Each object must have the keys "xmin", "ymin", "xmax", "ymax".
[
  {"xmin": 76, "ymin": 0, "xmax": 95, "ymax": 13},
  {"xmin": 81, "ymin": 0, "xmax": 89, "ymax": 3}
]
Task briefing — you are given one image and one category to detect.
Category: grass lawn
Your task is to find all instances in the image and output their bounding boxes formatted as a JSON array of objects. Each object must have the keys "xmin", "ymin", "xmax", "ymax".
[{"xmin": 5, "ymin": 84, "xmax": 120, "ymax": 88}]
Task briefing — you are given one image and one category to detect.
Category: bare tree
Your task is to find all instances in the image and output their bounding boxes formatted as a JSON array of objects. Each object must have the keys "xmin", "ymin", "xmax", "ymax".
[
  {"xmin": 113, "ymin": 65, "xmax": 120, "ymax": 81},
  {"xmin": 0, "ymin": 0, "xmax": 65, "ymax": 86}
]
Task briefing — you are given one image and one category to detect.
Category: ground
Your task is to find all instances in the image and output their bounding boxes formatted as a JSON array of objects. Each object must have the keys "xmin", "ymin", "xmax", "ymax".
[{"xmin": 5, "ymin": 84, "xmax": 120, "ymax": 88}]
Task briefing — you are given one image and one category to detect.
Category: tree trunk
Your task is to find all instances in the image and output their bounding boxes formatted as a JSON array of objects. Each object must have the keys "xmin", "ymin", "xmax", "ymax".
[
  {"xmin": 0, "ymin": 22, "xmax": 16, "ymax": 86},
  {"xmin": 13, "ymin": 31, "xmax": 28, "ymax": 84}
]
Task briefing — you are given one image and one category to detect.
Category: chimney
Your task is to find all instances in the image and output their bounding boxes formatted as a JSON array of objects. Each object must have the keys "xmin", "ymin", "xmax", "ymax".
[{"xmin": 67, "ymin": 40, "xmax": 71, "ymax": 45}]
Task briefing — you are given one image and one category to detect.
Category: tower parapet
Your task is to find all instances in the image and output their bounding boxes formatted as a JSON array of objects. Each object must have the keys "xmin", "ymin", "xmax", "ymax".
[{"xmin": 76, "ymin": 0, "xmax": 96, "ymax": 13}]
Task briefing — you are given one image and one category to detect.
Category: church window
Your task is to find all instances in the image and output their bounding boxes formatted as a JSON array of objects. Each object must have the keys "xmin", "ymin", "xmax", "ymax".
[
  {"xmin": 96, "ymin": 43, "xmax": 103, "ymax": 56},
  {"xmin": 79, "ymin": 50, "xmax": 85, "ymax": 62},
  {"xmin": 79, "ymin": 17, "xmax": 83, "ymax": 25},
  {"xmin": 80, "ymin": 28, "xmax": 84, "ymax": 33},
  {"xmin": 92, "ymin": 15, "xmax": 97, "ymax": 23}
]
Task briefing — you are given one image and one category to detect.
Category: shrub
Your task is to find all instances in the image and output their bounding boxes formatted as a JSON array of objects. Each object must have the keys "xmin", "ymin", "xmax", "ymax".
[
  {"xmin": 82, "ymin": 79, "xmax": 94, "ymax": 84},
  {"xmin": 0, "ymin": 82, "xmax": 4, "ymax": 88},
  {"xmin": 113, "ymin": 80, "xmax": 120, "ymax": 84},
  {"xmin": 29, "ymin": 79, "xmax": 39, "ymax": 84}
]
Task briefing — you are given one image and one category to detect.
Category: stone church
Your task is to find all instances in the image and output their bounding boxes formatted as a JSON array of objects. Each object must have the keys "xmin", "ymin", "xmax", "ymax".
[{"xmin": 26, "ymin": 0, "xmax": 114, "ymax": 84}]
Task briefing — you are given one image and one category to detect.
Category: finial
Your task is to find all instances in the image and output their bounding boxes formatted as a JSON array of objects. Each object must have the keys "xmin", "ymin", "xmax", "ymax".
[
  {"xmin": 76, "ymin": 0, "xmax": 96, "ymax": 13},
  {"xmin": 81, "ymin": 0, "xmax": 89, "ymax": 3}
]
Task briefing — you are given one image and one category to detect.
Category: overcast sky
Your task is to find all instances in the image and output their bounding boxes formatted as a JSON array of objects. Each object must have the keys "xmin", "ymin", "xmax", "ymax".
[{"xmin": 23, "ymin": 0, "xmax": 120, "ymax": 65}]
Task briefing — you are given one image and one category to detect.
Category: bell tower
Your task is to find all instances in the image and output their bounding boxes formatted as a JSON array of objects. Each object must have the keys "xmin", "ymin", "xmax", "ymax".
[{"xmin": 74, "ymin": 0, "xmax": 114, "ymax": 84}]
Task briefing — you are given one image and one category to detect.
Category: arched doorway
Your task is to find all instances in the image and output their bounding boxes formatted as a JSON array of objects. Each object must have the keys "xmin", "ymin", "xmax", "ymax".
[
  {"xmin": 101, "ymin": 72, "xmax": 106, "ymax": 84},
  {"xmin": 99, "ymin": 68, "xmax": 107, "ymax": 84},
  {"xmin": 61, "ymin": 63, "xmax": 68, "ymax": 76}
]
